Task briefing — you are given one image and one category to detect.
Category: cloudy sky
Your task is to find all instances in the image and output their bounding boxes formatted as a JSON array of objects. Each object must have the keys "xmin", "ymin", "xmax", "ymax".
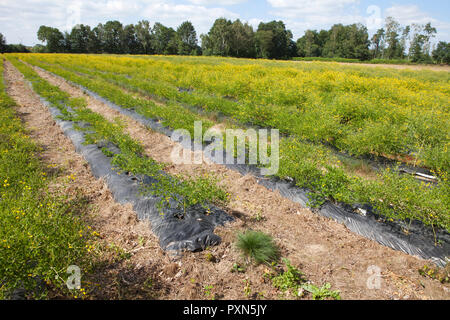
[{"xmin": 1, "ymin": 0, "xmax": 449, "ymax": 46}]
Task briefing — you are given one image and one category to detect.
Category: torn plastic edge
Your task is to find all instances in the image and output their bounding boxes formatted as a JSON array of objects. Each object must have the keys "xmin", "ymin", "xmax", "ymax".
[
  {"xmin": 36, "ymin": 68, "xmax": 450, "ymax": 267},
  {"xmin": 23, "ymin": 79, "xmax": 234, "ymax": 255}
]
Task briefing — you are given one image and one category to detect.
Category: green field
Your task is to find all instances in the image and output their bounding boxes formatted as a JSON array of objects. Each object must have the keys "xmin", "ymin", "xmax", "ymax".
[{"xmin": 5, "ymin": 53, "xmax": 448, "ymax": 234}]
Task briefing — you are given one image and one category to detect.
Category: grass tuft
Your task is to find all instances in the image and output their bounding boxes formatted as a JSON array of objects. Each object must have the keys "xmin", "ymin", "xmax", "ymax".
[{"xmin": 236, "ymin": 230, "xmax": 279, "ymax": 265}]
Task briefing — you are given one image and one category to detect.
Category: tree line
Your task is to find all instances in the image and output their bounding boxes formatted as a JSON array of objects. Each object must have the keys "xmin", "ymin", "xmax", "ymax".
[
  {"xmin": 32, "ymin": 19, "xmax": 296, "ymax": 59},
  {"xmin": 0, "ymin": 33, "xmax": 30, "ymax": 53},
  {"xmin": 33, "ymin": 20, "xmax": 200, "ymax": 55},
  {"xmin": 0, "ymin": 17, "xmax": 449, "ymax": 64},
  {"xmin": 296, "ymin": 17, "xmax": 446, "ymax": 63}
]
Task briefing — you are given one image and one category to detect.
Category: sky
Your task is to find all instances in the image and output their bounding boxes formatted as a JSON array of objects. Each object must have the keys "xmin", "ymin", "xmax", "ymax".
[{"xmin": 0, "ymin": 0, "xmax": 449, "ymax": 46}]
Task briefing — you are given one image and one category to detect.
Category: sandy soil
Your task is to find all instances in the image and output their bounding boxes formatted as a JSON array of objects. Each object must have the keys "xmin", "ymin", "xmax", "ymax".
[
  {"xmin": 342, "ymin": 62, "xmax": 450, "ymax": 72},
  {"xmin": 300, "ymin": 60, "xmax": 450, "ymax": 72},
  {"xmin": 4, "ymin": 60, "xmax": 449, "ymax": 300}
]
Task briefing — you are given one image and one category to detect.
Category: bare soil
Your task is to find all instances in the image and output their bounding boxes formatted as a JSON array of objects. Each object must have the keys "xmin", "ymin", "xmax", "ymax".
[
  {"xmin": 4, "ymin": 60, "xmax": 449, "ymax": 300},
  {"xmin": 300, "ymin": 60, "xmax": 450, "ymax": 72},
  {"xmin": 340, "ymin": 62, "xmax": 450, "ymax": 72}
]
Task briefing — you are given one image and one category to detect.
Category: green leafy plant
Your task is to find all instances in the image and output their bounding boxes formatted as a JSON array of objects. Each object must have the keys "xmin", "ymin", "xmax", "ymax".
[
  {"xmin": 418, "ymin": 264, "xmax": 449, "ymax": 284},
  {"xmin": 204, "ymin": 251, "xmax": 216, "ymax": 263},
  {"xmin": 231, "ymin": 263, "xmax": 246, "ymax": 273},
  {"xmin": 302, "ymin": 283, "xmax": 341, "ymax": 300},
  {"xmin": 271, "ymin": 258, "xmax": 306, "ymax": 295},
  {"xmin": 243, "ymin": 279, "xmax": 252, "ymax": 297},
  {"xmin": 271, "ymin": 259, "xmax": 341, "ymax": 300},
  {"xmin": 203, "ymin": 285, "xmax": 215, "ymax": 300}
]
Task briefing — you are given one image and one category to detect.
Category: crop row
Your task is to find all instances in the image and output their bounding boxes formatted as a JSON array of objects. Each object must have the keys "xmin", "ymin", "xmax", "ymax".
[
  {"xmin": 0, "ymin": 58, "xmax": 93, "ymax": 298},
  {"xmin": 7, "ymin": 56, "xmax": 229, "ymax": 218},
  {"xmin": 13, "ymin": 53, "xmax": 450, "ymax": 233},
  {"xmin": 27, "ymin": 54, "xmax": 449, "ymax": 173}
]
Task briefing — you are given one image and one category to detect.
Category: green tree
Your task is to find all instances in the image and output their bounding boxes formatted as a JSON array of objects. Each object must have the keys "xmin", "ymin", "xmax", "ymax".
[
  {"xmin": 5, "ymin": 44, "xmax": 30, "ymax": 53},
  {"xmin": 201, "ymin": 18, "xmax": 233, "ymax": 56},
  {"xmin": 37, "ymin": 26, "xmax": 65, "ymax": 52},
  {"xmin": 103, "ymin": 20, "xmax": 124, "ymax": 54},
  {"xmin": 255, "ymin": 20, "xmax": 294, "ymax": 59},
  {"xmin": 409, "ymin": 24, "xmax": 425, "ymax": 62},
  {"xmin": 135, "ymin": 20, "xmax": 153, "ymax": 54},
  {"xmin": 122, "ymin": 24, "xmax": 141, "ymax": 54},
  {"xmin": 349, "ymin": 24, "xmax": 370, "ymax": 60},
  {"xmin": 317, "ymin": 29, "xmax": 330, "ymax": 50},
  {"xmin": 399, "ymin": 25, "xmax": 410, "ymax": 59},
  {"xmin": 62, "ymin": 31, "xmax": 72, "ymax": 53},
  {"xmin": 432, "ymin": 41, "xmax": 450, "ymax": 64},
  {"xmin": 176, "ymin": 21, "xmax": 198, "ymax": 55},
  {"xmin": 297, "ymin": 30, "xmax": 321, "ymax": 57},
  {"xmin": 371, "ymin": 28, "xmax": 385, "ymax": 59},
  {"xmin": 229, "ymin": 19, "xmax": 256, "ymax": 58},
  {"xmin": 409, "ymin": 23, "xmax": 435, "ymax": 63},
  {"xmin": 86, "ymin": 27, "xmax": 101, "ymax": 53},
  {"xmin": 69, "ymin": 24, "xmax": 91, "ymax": 53},
  {"xmin": 322, "ymin": 24, "xmax": 369, "ymax": 60},
  {"xmin": 92, "ymin": 24, "xmax": 106, "ymax": 53},
  {"xmin": 384, "ymin": 17, "xmax": 401, "ymax": 59},
  {"xmin": 152, "ymin": 23, "xmax": 177, "ymax": 55},
  {"xmin": 423, "ymin": 22, "xmax": 437, "ymax": 56},
  {"xmin": 322, "ymin": 24, "xmax": 351, "ymax": 58},
  {"xmin": 32, "ymin": 44, "xmax": 47, "ymax": 53},
  {"xmin": 0, "ymin": 33, "xmax": 6, "ymax": 54}
]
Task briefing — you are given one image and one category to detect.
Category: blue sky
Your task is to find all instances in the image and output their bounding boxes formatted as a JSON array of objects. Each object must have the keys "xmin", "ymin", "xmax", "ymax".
[{"xmin": 1, "ymin": 0, "xmax": 449, "ymax": 46}]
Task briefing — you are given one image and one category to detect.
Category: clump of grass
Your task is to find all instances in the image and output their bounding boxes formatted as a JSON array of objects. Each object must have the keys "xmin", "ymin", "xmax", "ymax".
[{"xmin": 236, "ymin": 230, "xmax": 279, "ymax": 265}]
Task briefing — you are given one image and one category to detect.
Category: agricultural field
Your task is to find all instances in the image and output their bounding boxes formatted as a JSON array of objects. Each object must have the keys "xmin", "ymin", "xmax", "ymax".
[
  {"xmin": 12, "ymin": 53, "xmax": 450, "ymax": 231},
  {"xmin": 1, "ymin": 53, "xmax": 449, "ymax": 300}
]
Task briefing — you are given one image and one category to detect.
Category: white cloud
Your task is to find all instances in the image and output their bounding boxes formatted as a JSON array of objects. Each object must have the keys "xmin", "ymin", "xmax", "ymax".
[
  {"xmin": 266, "ymin": 1, "xmax": 450, "ymax": 42},
  {"xmin": 266, "ymin": 0, "xmax": 364, "ymax": 39},
  {"xmin": 248, "ymin": 18, "xmax": 263, "ymax": 29},
  {"xmin": 0, "ymin": 0, "xmax": 144, "ymax": 44},
  {"xmin": 0, "ymin": 0, "xmax": 240, "ymax": 45},
  {"xmin": 267, "ymin": 0, "xmax": 359, "ymax": 17},
  {"xmin": 187, "ymin": 0, "xmax": 247, "ymax": 5},
  {"xmin": 141, "ymin": 1, "xmax": 239, "ymax": 35},
  {"xmin": 384, "ymin": 5, "xmax": 450, "ymax": 42},
  {"xmin": 0, "ymin": 0, "xmax": 448, "ymax": 45},
  {"xmin": 385, "ymin": 5, "xmax": 438, "ymax": 26}
]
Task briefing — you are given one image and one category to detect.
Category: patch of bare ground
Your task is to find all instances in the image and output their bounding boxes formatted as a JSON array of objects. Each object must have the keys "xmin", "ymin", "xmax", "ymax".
[
  {"xmin": 5, "ymin": 59, "xmax": 449, "ymax": 300},
  {"xmin": 342, "ymin": 62, "xmax": 450, "ymax": 72},
  {"xmin": 299, "ymin": 60, "xmax": 450, "ymax": 72}
]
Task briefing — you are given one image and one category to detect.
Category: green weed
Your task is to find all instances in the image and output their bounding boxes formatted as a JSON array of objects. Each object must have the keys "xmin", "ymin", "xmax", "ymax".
[{"xmin": 236, "ymin": 230, "xmax": 279, "ymax": 265}]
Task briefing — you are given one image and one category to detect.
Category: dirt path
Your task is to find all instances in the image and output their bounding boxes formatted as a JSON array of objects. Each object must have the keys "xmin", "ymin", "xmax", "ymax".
[
  {"xmin": 5, "ymin": 60, "xmax": 449, "ymax": 300},
  {"xmin": 341, "ymin": 62, "xmax": 450, "ymax": 72},
  {"xmin": 4, "ymin": 60, "xmax": 173, "ymax": 299},
  {"xmin": 299, "ymin": 60, "xmax": 450, "ymax": 72}
]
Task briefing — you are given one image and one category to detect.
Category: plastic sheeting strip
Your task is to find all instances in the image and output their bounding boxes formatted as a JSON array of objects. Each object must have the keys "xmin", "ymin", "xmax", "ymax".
[
  {"xmin": 36, "ymin": 69, "xmax": 449, "ymax": 267},
  {"xmin": 26, "ymin": 80, "xmax": 234, "ymax": 254}
]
